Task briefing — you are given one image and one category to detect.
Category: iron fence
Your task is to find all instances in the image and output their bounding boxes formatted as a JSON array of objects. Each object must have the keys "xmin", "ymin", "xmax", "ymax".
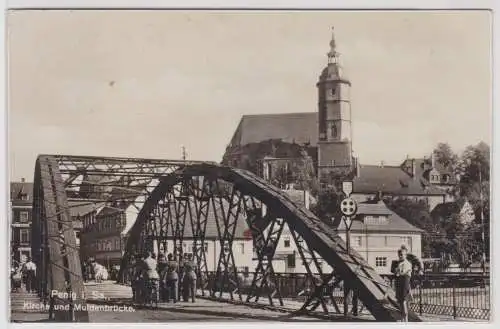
[{"xmin": 200, "ymin": 271, "xmax": 490, "ymax": 320}]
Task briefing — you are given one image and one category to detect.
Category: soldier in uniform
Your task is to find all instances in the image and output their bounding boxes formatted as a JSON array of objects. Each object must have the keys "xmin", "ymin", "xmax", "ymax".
[
  {"xmin": 182, "ymin": 254, "xmax": 197, "ymax": 303},
  {"xmin": 157, "ymin": 253, "xmax": 168, "ymax": 302},
  {"xmin": 177, "ymin": 254, "xmax": 184, "ymax": 300},
  {"xmin": 164, "ymin": 253, "xmax": 179, "ymax": 303}
]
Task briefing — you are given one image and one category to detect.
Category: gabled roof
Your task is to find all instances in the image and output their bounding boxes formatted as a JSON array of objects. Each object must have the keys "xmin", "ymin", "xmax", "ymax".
[
  {"xmin": 229, "ymin": 112, "xmax": 318, "ymax": 148},
  {"xmin": 353, "ymin": 165, "xmax": 445, "ymax": 196},
  {"xmin": 68, "ymin": 200, "xmax": 103, "ymax": 217},
  {"xmin": 10, "ymin": 182, "xmax": 34, "ymax": 202},
  {"xmin": 337, "ymin": 201, "xmax": 424, "ymax": 233},
  {"xmin": 356, "ymin": 202, "xmax": 392, "ymax": 215}
]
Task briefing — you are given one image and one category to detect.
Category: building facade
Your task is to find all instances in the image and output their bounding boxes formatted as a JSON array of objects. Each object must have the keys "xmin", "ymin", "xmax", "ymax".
[
  {"xmin": 336, "ymin": 201, "xmax": 423, "ymax": 274},
  {"xmin": 10, "ymin": 179, "xmax": 33, "ymax": 264}
]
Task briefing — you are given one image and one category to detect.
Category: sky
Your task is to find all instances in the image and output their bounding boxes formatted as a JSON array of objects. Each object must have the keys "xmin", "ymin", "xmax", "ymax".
[{"xmin": 7, "ymin": 10, "xmax": 492, "ymax": 181}]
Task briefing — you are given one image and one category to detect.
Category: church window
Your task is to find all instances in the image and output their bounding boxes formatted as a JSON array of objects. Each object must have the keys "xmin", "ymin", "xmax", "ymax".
[
  {"xmin": 331, "ymin": 87, "xmax": 336, "ymax": 97},
  {"xmin": 331, "ymin": 123, "xmax": 337, "ymax": 139}
]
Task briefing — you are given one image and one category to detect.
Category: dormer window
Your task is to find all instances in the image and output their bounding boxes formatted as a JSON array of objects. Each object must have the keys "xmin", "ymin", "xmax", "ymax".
[{"xmin": 364, "ymin": 215, "xmax": 389, "ymax": 225}]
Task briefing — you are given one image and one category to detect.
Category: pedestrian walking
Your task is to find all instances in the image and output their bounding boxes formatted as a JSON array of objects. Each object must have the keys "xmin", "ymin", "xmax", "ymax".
[
  {"xmin": 164, "ymin": 253, "xmax": 179, "ymax": 303},
  {"xmin": 22, "ymin": 257, "xmax": 37, "ymax": 293},
  {"xmin": 394, "ymin": 247, "xmax": 412, "ymax": 322},
  {"xmin": 182, "ymin": 254, "xmax": 197, "ymax": 303}
]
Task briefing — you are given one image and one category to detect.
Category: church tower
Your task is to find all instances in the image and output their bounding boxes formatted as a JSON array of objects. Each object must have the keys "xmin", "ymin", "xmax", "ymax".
[{"xmin": 317, "ymin": 28, "xmax": 354, "ymax": 183}]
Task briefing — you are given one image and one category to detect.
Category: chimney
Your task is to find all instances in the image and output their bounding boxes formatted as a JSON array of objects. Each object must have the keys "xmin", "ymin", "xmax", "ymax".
[
  {"xmin": 431, "ymin": 151, "xmax": 436, "ymax": 168},
  {"xmin": 411, "ymin": 159, "xmax": 416, "ymax": 179},
  {"xmin": 21, "ymin": 178, "xmax": 25, "ymax": 183}
]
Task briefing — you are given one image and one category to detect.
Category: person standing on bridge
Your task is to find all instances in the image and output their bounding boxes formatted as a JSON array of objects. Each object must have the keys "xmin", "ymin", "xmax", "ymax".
[
  {"xmin": 157, "ymin": 253, "xmax": 168, "ymax": 302},
  {"xmin": 182, "ymin": 254, "xmax": 197, "ymax": 303},
  {"xmin": 164, "ymin": 253, "xmax": 179, "ymax": 303},
  {"xmin": 394, "ymin": 247, "xmax": 412, "ymax": 322},
  {"xmin": 143, "ymin": 251, "xmax": 160, "ymax": 307},
  {"xmin": 130, "ymin": 255, "xmax": 142, "ymax": 304},
  {"xmin": 178, "ymin": 254, "xmax": 185, "ymax": 299}
]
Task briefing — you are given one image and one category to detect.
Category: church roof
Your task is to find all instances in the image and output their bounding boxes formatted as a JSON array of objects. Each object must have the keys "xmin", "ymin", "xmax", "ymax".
[
  {"xmin": 229, "ymin": 112, "xmax": 318, "ymax": 147},
  {"xmin": 353, "ymin": 165, "xmax": 445, "ymax": 196}
]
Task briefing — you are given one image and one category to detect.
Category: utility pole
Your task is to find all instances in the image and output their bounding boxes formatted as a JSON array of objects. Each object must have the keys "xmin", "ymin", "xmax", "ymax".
[
  {"xmin": 181, "ymin": 146, "xmax": 187, "ymax": 161},
  {"xmin": 479, "ymin": 162, "xmax": 486, "ymax": 274}
]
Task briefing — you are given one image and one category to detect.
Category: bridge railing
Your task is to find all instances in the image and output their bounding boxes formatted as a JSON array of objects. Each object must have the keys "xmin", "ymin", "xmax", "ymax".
[{"xmin": 195, "ymin": 271, "xmax": 490, "ymax": 320}]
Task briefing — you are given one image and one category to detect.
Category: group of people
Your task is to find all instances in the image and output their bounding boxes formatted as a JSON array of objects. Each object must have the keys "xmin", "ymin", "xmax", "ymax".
[
  {"xmin": 129, "ymin": 251, "xmax": 197, "ymax": 306},
  {"xmin": 10, "ymin": 257, "xmax": 37, "ymax": 293},
  {"xmin": 82, "ymin": 257, "xmax": 110, "ymax": 283}
]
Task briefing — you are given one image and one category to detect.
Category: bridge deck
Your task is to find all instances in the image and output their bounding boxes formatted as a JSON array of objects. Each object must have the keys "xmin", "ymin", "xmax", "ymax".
[
  {"xmin": 11, "ymin": 282, "xmax": 482, "ymax": 322},
  {"xmin": 11, "ymin": 282, "xmax": 372, "ymax": 322}
]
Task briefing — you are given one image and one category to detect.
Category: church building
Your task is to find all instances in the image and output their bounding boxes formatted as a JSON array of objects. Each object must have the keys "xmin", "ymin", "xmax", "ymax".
[{"xmin": 222, "ymin": 28, "xmax": 448, "ymax": 211}]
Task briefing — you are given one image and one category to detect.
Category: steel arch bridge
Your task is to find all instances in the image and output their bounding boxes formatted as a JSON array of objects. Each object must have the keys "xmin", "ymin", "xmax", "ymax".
[{"xmin": 31, "ymin": 154, "xmax": 421, "ymax": 322}]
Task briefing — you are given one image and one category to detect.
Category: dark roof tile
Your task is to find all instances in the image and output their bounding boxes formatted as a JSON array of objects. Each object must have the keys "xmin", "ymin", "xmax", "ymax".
[
  {"xmin": 230, "ymin": 112, "xmax": 318, "ymax": 147},
  {"xmin": 338, "ymin": 201, "xmax": 423, "ymax": 233},
  {"xmin": 353, "ymin": 165, "xmax": 445, "ymax": 196},
  {"xmin": 10, "ymin": 182, "xmax": 34, "ymax": 202}
]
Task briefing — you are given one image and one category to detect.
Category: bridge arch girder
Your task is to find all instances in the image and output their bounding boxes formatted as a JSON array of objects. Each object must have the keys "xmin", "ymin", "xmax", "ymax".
[
  {"xmin": 120, "ymin": 163, "xmax": 421, "ymax": 322},
  {"xmin": 30, "ymin": 155, "xmax": 420, "ymax": 322}
]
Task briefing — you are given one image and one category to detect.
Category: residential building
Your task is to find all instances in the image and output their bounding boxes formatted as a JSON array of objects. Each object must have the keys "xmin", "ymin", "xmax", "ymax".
[
  {"xmin": 351, "ymin": 163, "xmax": 447, "ymax": 211},
  {"xmin": 10, "ymin": 179, "xmax": 33, "ymax": 264},
  {"xmin": 336, "ymin": 200, "xmax": 423, "ymax": 274},
  {"xmin": 400, "ymin": 152, "xmax": 457, "ymax": 201}
]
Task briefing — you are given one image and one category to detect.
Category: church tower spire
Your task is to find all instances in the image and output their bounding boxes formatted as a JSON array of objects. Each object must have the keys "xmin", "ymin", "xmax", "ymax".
[
  {"xmin": 327, "ymin": 27, "xmax": 338, "ymax": 64},
  {"xmin": 317, "ymin": 27, "xmax": 354, "ymax": 185}
]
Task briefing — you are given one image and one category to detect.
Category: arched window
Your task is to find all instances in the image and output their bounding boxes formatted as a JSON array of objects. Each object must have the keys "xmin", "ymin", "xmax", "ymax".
[{"xmin": 331, "ymin": 122, "xmax": 338, "ymax": 139}]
